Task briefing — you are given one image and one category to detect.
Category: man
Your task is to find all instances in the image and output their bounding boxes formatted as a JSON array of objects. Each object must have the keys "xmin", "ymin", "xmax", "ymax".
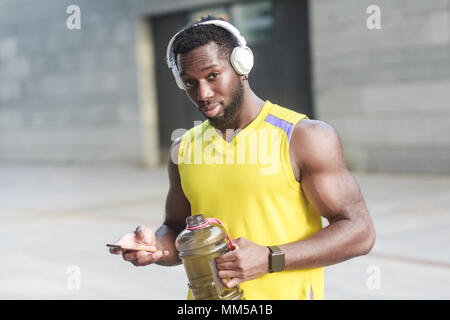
[{"xmin": 109, "ymin": 16, "xmax": 376, "ymax": 300}]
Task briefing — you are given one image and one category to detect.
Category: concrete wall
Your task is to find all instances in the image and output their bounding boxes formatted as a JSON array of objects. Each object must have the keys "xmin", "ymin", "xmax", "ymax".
[
  {"xmin": 1, "ymin": 0, "xmax": 449, "ymax": 173},
  {"xmin": 0, "ymin": 0, "xmax": 140, "ymax": 165},
  {"xmin": 309, "ymin": 0, "xmax": 450, "ymax": 174},
  {"xmin": 0, "ymin": 0, "xmax": 240, "ymax": 166}
]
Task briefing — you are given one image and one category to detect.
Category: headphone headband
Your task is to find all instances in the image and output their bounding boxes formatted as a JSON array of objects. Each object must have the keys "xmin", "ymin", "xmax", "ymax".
[{"xmin": 166, "ymin": 20, "xmax": 246, "ymax": 67}]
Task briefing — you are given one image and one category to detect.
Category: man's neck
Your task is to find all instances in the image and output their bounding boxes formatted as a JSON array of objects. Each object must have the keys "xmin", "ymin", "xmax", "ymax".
[{"xmin": 214, "ymin": 90, "xmax": 265, "ymax": 141}]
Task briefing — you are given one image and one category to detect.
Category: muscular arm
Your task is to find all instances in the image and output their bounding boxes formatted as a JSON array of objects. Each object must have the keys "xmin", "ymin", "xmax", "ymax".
[
  {"xmin": 280, "ymin": 119, "xmax": 376, "ymax": 269},
  {"xmin": 155, "ymin": 138, "xmax": 191, "ymax": 266}
]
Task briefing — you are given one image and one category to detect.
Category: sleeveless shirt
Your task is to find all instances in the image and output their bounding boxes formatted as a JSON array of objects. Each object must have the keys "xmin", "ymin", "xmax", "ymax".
[{"xmin": 178, "ymin": 100, "xmax": 324, "ymax": 299}]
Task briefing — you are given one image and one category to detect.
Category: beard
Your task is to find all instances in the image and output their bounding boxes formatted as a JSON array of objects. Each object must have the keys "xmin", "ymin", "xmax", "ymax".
[{"xmin": 207, "ymin": 79, "xmax": 243, "ymax": 128}]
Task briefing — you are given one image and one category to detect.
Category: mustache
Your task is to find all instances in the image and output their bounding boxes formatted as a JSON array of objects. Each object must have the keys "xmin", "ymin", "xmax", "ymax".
[{"xmin": 198, "ymin": 101, "xmax": 222, "ymax": 110}]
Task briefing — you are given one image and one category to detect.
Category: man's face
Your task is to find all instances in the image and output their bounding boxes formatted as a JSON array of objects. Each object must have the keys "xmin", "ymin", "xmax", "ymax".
[{"xmin": 177, "ymin": 41, "xmax": 243, "ymax": 127}]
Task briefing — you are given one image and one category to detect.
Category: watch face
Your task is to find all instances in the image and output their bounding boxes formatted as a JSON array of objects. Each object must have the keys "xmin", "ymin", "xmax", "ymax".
[{"xmin": 268, "ymin": 246, "xmax": 285, "ymax": 272}]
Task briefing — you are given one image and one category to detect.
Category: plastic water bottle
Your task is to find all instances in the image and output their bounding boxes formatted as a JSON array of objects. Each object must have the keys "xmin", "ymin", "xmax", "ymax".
[{"xmin": 175, "ymin": 214, "xmax": 244, "ymax": 300}]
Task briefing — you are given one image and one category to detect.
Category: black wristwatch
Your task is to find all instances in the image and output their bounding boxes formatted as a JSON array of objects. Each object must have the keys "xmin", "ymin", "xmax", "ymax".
[{"xmin": 267, "ymin": 246, "xmax": 285, "ymax": 273}]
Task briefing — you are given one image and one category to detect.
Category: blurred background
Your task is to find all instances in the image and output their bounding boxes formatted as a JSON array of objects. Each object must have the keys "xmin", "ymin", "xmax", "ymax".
[{"xmin": 0, "ymin": 0, "xmax": 449, "ymax": 299}]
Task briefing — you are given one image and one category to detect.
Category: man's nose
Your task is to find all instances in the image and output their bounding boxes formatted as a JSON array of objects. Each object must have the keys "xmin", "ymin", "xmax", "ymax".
[{"xmin": 197, "ymin": 80, "xmax": 214, "ymax": 102}]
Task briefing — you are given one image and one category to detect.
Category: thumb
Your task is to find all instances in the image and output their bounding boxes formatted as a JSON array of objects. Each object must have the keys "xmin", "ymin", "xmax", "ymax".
[
  {"xmin": 229, "ymin": 240, "xmax": 240, "ymax": 251},
  {"xmin": 231, "ymin": 237, "xmax": 245, "ymax": 249},
  {"xmin": 134, "ymin": 225, "xmax": 155, "ymax": 245}
]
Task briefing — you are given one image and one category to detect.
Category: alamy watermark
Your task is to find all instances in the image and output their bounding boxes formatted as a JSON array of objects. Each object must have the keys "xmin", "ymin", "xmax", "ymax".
[
  {"xmin": 366, "ymin": 5, "xmax": 381, "ymax": 30},
  {"xmin": 66, "ymin": 265, "xmax": 81, "ymax": 290},
  {"xmin": 66, "ymin": 5, "xmax": 81, "ymax": 30},
  {"xmin": 366, "ymin": 264, "xmax": 381, "ymax": 290},
  {"xmin": 171, "ymin": 123, "xmax": 282, "ymax": 175}
]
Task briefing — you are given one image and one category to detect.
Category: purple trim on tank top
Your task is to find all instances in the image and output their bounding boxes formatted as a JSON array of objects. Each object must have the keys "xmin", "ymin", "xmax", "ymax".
[
  {"xmin": 264, "ymin": 114, "xmax": 294, "ymax": 142},
  {"xmin": 310, "ymin": 287, "xmax": 313, "ymax": 300}
]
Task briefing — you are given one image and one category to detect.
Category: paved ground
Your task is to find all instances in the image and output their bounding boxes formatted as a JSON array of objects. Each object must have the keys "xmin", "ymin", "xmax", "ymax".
[{"xmin": 0, "ymin": 165, "xmax": 449, "ymax": 299}]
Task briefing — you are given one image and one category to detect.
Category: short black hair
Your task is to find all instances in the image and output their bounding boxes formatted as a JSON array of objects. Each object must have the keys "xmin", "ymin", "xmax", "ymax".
[{"xmin": 172, "ymin": 15, "xmax": 240, "ymax": 67}]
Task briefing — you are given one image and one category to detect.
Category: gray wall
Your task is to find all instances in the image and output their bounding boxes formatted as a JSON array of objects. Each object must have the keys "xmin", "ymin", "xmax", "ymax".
[
  {"xmin": 309, "ymin": 0, "xmax": 450, "ymax": 174},
  {"xmin": 1, "ymin": 0, "xmax": 449, "ymax": 173},
  {"xmin": 0, "ymin": 0, "xmax": 240, "ymax": 166},
  {"xmin": 0, "ymin": 0, "xmax": 141, "ymax": 165}
]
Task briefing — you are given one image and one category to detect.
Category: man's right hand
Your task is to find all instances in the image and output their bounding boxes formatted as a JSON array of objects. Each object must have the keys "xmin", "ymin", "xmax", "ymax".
[{"xmin": 109, "ymin": 225, "xmax": 170, "ymax": 266}]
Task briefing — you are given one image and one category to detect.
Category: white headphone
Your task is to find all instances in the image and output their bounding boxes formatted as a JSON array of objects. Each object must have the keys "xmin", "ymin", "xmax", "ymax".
[{"xmin": 166, "ymin": 19, "xmax": 254, "ymax": 90}]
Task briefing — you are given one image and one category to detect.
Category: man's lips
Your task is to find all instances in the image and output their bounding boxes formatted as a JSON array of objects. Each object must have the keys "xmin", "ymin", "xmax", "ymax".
[{"xmin": 201, "ymin": 104, "xmax": 221, "ymax": 118}]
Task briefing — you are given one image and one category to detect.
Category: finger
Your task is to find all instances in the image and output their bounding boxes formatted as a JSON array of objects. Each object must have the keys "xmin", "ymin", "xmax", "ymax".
[
  {"xmin": 122, "ymin": 250, "xmax": 138, "ymax": 262},
  {"xmin": 215, "ymin": 251, "xmax": 238, "ymax": 264},
  {"xmin": 230, "ymin": 243, "xmax": 240, "ymax": 251},
  {"xmin": 222, "ymin": 277, "xmax": 242, "ymax": 289},
  {"xmin": 217, "ymin": 270, "xmax": 242, "ymax": 279},
  {"xmin": 132, "ymin": 250, "xmax": 155, "ymax": 266},
  {"xmin": 150, "ymin": 250, "xmax": 165, "ymax": 260},
  {"xmin": 231, "ymin": 237, "xmax": 245, "ymax": 247},
  {"xmin": 124, "ymin": 250, "xmax": 159, "ymax": 262},
  {"xmin": 130, "ymin": 250, "xmax": 170, "ymax": 266},
  {"xmin": 135, "ymin": 225, "xmax": 155, "ymax": 244},
  {"xmin": 109, "ymin": 247, "xmax": 123, "ymax": 255},
  {"xmin": 215, "ymin": 261, "xmax": 237, "ymax": 271},
  {"xmin": 145, "ymin": 251, "xmax": 167, "ymax": 264}
]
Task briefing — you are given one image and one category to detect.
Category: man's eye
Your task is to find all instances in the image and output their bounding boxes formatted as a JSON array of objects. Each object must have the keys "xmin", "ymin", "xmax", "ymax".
[
  {"xmin": 184, "ymin": 80, "xmax": 194, "ymax": 87},
  {"xmin": 208, "ymin": 72, "xmax": 220, "ymax": 79}
]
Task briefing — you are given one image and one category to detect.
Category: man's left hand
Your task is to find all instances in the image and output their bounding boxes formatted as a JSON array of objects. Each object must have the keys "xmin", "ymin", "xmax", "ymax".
[{"xmin": 215, "ymin": 237, "xmax": 270, "ymax": 288}]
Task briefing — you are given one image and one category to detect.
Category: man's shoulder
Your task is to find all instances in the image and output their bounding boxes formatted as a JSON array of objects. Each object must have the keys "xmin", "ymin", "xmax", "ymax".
[
  {"xmin": 294, "ymin": 118, "xmax": 337, "ymax": 137},
  {"xmin": 291, "ymin": 119, "xmax": 343, "ymax": 166}
]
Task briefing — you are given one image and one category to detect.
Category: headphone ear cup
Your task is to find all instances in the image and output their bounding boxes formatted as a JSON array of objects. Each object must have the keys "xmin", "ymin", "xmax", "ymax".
[
  {"xmin": 171, "ymin": 63, "xmax": 185, "ymax": 90},
  {"xmin": 231, "ymin": 46, "xmax": 254, "ymax": 75}
]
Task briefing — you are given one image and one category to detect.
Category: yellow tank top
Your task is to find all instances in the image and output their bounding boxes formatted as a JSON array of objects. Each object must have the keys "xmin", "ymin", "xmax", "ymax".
[{"xmin": 178, "ymin": 100, "xmax": 324, "ymax": 300}]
